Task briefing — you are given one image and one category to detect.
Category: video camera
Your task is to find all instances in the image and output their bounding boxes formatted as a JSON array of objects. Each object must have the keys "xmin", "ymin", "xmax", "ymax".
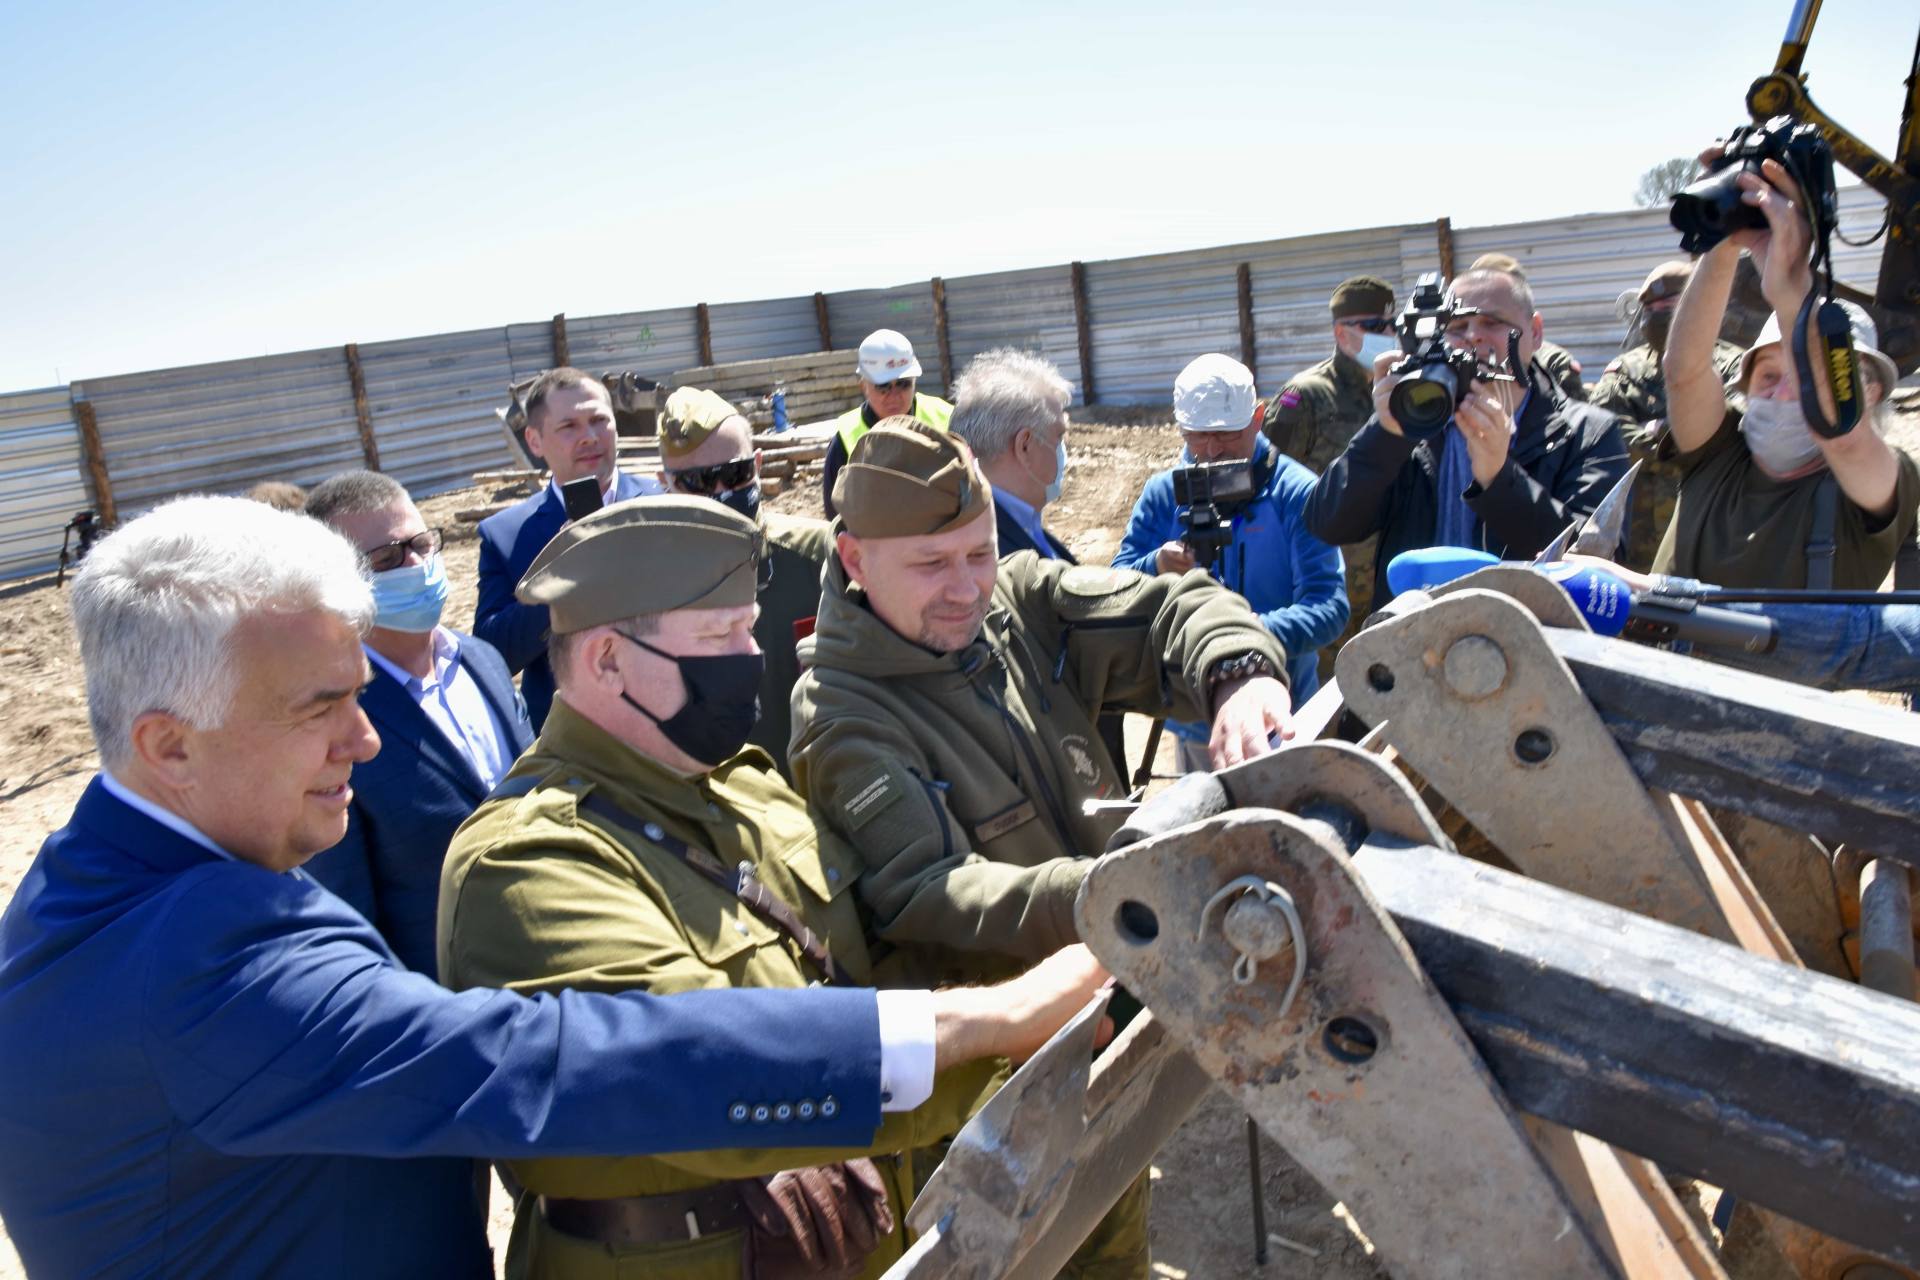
[
  {"xmin": 1670, "ymin": 115, "xmax": 1838, "ymax": 256},
  {"xmin": 1171, "ymin": 460, "xmax": 1257, "ymax": 571},
  {"xmin": 1385, "ymin": 273, "xmax": 1491, "ymax": 440}
]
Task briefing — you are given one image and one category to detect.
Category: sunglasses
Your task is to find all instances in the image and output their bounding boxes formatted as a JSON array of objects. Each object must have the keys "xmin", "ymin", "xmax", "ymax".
[
  {"xmin": 1338, "ymin": 317, "xmax": 1394, "ymax": 334},
  {"xmin": 666, "ymin": 457, "xmax": 756, "ymax": 496},
  {"xmin": 870, "ymin": 377, "xmax": 915, "ymax": 394},
  {"xmin": 360, "ymin": 528, "xmax": 442, "ymax": 574}
]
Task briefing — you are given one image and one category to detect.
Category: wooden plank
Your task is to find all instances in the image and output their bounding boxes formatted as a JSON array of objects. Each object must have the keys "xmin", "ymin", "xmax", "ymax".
[
  {"xmin": 343, "ymin": 343, "xmax": 382, "ymax": 471},
  {"xmin": 552, "ymin": 312, "xmax": 570, "ymax": 368},
  {"xmin": 1070, "ymin": 261, "xmax": 1095, "ymax": 404},
  {"xmin": 1236, "ymin": 262, "xmax": 1257, "ymax": 382},
  {"xmin": 931, "ymin": 276, "xmax": 954, "ymax": 390},
  {"xmin": 71, "ymin": 399, "xmax": 117, "ymax": 526}
]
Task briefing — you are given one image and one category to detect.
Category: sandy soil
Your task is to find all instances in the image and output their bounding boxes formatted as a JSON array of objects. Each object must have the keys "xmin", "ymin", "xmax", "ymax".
[{"xmin": 6, "ymin": 404, "xmax": 1916, "ymax": 1277}]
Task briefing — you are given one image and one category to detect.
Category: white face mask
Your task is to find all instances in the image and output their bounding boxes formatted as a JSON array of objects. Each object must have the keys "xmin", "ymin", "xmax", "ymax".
[
  {"xmin": 1740, "ymin": 396, "xmax": 1825, "ymax": 477},
  {"xmin": 1357, "ymin": 332, "xmax": 1398, "ymax": 367}
]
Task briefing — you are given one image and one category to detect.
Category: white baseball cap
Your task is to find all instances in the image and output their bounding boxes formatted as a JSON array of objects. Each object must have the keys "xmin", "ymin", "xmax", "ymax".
[
  {"xmin": 1173, "ymin": 354, "xmax": 1257, "ymax": 432},
  {"xmin": 857, "ymin": 329, "xmax": 923, "ymax": 384}
]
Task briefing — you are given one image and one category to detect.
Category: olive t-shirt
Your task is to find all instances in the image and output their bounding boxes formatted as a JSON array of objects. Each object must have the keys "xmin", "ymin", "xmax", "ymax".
[{"xmin": 1652, "ymin": 407, "xmax": 1920, "ymax": 589}]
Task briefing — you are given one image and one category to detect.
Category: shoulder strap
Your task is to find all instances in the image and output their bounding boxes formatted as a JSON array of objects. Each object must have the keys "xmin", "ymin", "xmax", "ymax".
[
  {"xmin": 575, "ymin": 791, "xmax": 850, "ymax": 988},
  {"xmin": 1806, "ymin": 472, "xmax": 1839, "ymax": 591}
]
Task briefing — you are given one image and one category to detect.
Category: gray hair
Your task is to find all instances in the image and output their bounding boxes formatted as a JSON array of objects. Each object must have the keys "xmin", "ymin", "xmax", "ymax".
[
  {"xmin": 1452, "ymin": 268, "xmax": 1537, "ymax": 323},
  {"xmin": 949, "ymin": 348, "xmax": 1074, "ymax": 461},
  {"xmin": 71, "ymin": 495, "xmax": 375, "ymax": 770},
  {"xmin": 304, "ymin": 470, "xmax": 410, "ymax": 528}
]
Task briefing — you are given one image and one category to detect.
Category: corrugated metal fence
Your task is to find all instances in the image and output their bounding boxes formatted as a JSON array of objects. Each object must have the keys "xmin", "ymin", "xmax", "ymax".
[{"xmin": 3, "ymin": 186, "xmax": 1898, "ymax": 583}]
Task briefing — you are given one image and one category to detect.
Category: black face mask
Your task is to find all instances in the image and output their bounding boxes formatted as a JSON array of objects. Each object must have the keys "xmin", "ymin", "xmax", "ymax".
[
  {"xmin": 715, "ymin": 482, "xmax": 761, "ymax": 523},
  {"xmin": 617, "ymin": 631, "xmax": 764, "ymax": 766}
]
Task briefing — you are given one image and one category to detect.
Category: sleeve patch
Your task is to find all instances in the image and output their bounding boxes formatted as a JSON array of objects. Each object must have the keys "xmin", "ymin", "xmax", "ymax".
[
  {"xmin": 1277, "ymin": 387, "xmax": 1303, "ymax": 409},
  {"xmin": 1059, "ymin": 566, "xmax": 1133, "ymax": 597},
  {"xmin": 841, "ymin": 767, "xmax": 904, "ymax": 831}
]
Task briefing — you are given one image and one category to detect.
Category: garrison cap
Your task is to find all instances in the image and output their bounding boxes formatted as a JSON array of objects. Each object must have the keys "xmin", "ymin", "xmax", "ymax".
[
  {"xmin": 834, "ymin": 416, "xmax": 991, "ymax": 538},
  {"xmin": 1638, "ymin": 260, "xmax": 1694, "ymax": 304},
  {"xmin": 516, "ymin": 496, "xmax": 766, "ymax": 633},
  {"xmin": 1330, "ymin": 275, "xmax": 1395, "ymax": 319},
  {"xmin": 659, "ymin": 386, "xmax": 746, "ymax": 461}
]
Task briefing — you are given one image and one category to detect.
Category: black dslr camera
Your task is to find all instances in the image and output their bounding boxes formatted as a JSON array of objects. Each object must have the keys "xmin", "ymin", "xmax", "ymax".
[
  {"xmin": 1385, "ymin": 273, "xmax": 1485, "ymax": 440},
  {"xmin": 1171, "ymin": 460, "xmax": 1256, "ymax": 571},
  {"xmin": 1670, "ymin": 116, "xmax": 1837, "ymax": 255}
]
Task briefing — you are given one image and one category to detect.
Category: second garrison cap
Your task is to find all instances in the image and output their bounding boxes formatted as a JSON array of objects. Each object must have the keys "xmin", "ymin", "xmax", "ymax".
[
  {"xmin": 834, "ymin": 417, "xmax": 991, "ymax": 538},
  {"xmin": 1330, "ymin": 275, "xmax": 1395, "ymax": 319},
  {"xmin": 516, "ymin": 496, "xmax": 766, "ymax": 633},
  {"xmin": 659, "ymin": 387, "xmax": 746, "ymax": 461},
  {"xmin": 1638, "ymin": 260, "xmax": 1695, "ymax": 304}
]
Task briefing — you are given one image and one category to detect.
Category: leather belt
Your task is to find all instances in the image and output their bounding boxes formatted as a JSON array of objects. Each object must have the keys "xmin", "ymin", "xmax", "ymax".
[{"xmin": 541, "ymin": 1184, "xmax": 751, "ymax": 1245}]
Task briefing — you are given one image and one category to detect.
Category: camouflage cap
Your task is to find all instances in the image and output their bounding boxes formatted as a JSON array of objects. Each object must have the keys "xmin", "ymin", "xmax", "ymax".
[
  {"xmin": 516, "ymin": 496, "xmax": 766, "ymax": 633},
  {"xmin": 1330, "ymin": 275, "xmax": 1395, "ymax": 319},
  {"xmin": 659, "ymin": 386, "xmax": 747, "ymax": 461},
  {"xmin": 834, "ymin": 417, "xmax": 991, "ymax": 538},
  {"xmin": 1638, "ymin": 260, "xmax": 1694, "ymax": 304}
]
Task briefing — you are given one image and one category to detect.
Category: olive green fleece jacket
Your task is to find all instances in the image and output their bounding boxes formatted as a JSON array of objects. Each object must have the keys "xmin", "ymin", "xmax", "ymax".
[{"xmin": 788, "ymin": 550, "xmax": 1287, "ymax": 984}]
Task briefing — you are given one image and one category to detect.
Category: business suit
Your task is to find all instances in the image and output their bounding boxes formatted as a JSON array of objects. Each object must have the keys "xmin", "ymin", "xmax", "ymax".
[
  {"xmin": 305, "ymin": 631, "xmax": 533, "ymax": 978},
  {"xmin": 476, "ymin": 472, "xmax": 658, "ymax": 730},
  {"xmin": 0, "ymin": 780, "xmax": 887, "ymax": 1278}
]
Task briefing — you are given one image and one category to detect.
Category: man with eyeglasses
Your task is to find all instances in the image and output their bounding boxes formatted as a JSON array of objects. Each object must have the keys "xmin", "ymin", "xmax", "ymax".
[
  {"xmin": 821, "ymin": 329, "xmax": 953, "ymax": 520},
  {"xmin": 1305, "ymin": 267, "xmax": 1630, "ymax": 616},
  {"xmin": 303, "ymin": 470, "xmax": 533, "ymax": 977},
  {"xmin": 477, "ymin": 367, "xmax": 664, "ymax": 731},
  {"xmin": 1263, "ymin": 275, "xmax": 1396, "ymax": 675},
  {"xmin": 656, "ymin": 385, "xmax": 830, "ymax": 774}
]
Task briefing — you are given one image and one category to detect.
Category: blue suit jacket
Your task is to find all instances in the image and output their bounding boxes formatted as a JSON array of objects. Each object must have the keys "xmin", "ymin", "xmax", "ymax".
[
  {"xmin": 475, "ymin": 473, "xmax": 657, "ymax": 730},
  {"xmin": 0, "ymin": 781, "xmax": 883, "ymax": 1279},
  {"xmin": 304, "ymin": 632, "xmax": 533, "ymax": 979}
]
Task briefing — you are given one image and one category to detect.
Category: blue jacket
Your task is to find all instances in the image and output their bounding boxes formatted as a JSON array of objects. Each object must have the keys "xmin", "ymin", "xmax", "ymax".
[
  {"xmin": 475, "ymin": 473, "xmax": 658, "ymax": 730},
  {"xmin": 304, "ymin": 632, "xmax": 533, "ymax": 978},
  {"xmin": 0, "ymin": 781, "xmax": 883, "ymax": 1279},
  {"xmin": 1114, "ymin": 438, "xmax": 1348, "ymax": 737}
]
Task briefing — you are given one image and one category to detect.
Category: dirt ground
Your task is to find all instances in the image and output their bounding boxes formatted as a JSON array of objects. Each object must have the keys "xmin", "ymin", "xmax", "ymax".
[{"xmin": 6, "ymin": 405, "xmax": 1918, "ymax": 1277}]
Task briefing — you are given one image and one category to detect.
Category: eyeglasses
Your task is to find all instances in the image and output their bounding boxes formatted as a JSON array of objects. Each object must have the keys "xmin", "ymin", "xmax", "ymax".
[
  {"xmin": 1338, "ymin": 317, "xmax": 1394, "ymax": 334},
  {"xmin": 360, "ymin": 528, "xmax": 442, "ymax": 574},
  {"xmin": 871, "ymin": 378, "xmax": 915, "ymax": 395},
  {"xmin": 666, "ymin": 457, "xmax": 756, "ymax": 496}
]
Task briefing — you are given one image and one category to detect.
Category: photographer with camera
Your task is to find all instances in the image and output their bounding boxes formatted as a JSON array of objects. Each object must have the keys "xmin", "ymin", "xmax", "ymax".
[
  {"xmin": 1655, "ymin": 138, "xmax": 1917, "ymax": 590},
  {"xmin": 1116, "ymin": 354, "xmax": 1346, "ymax": 769},
  {"xmin": 1304, "ymin": 269, "xmax": 1631, "ymax": 615}
]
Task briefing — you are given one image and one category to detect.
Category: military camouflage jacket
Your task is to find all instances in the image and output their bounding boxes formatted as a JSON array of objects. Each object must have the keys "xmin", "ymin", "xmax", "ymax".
[
  {"xmin": 1589, "ymin": 340, "xmax": 1746, "ymax": 426},
  {"xmin": 1263, "ymin": 350, "xmax": 1376, "ymax": 474}
]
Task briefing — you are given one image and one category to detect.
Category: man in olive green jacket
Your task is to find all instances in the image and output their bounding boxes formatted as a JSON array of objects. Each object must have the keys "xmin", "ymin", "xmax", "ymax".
[
  {"xmin": 788, "ymin": 419, "xmax": 1294, "ymax": 1280},
  {"xmin": 439, "ymin": 497, "xmax": 1107, "ymax": 1280}
]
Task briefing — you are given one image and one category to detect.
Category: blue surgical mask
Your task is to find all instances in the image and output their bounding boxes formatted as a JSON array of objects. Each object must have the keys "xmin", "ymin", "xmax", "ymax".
[
  {"xmin": 1044, "ymin": 435, "xmax": 1068, "ymax": 503},
  {"xmin": 371, "ymin": 553, "xmax": 449, "ymax": 633},
  {"xmin": 1357, "ymin": 332, "xmax": 1398, "ymax": 367}
]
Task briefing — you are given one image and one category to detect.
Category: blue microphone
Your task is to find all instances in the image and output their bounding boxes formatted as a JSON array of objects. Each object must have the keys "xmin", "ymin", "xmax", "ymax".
[
  {"xmin": 1385, "ymin": 547, "xmax": 1498, "ymax": 596},
  {"xmin": 1538, "ymin": 564, "xmax": 1631, "ymax": 636}
]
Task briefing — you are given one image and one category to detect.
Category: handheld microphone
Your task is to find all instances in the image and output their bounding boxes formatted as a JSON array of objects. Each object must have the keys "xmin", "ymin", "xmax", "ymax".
[
  {"xmin": 1542, "ymin": 565, "xmax": 1777, "ymax": 654},
  {"xmin": 1385, "ymin": 546, "xmax": 1499, "ymax": 596}
]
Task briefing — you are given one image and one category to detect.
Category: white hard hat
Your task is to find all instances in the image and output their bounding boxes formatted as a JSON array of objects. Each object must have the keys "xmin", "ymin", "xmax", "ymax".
[
  {"xmin": 857, "ymin": 330, "xmax": 923, "ymax": 384},
  {"xmin": 1173, "ymin": 354, "xmax": 1257, "ymax": 432}
]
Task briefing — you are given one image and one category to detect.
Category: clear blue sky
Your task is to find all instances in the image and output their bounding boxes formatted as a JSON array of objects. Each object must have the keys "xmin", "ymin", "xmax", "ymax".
[{"xmin": 0, "ymin": 0, "xmax": 1910, "ymax": 391}]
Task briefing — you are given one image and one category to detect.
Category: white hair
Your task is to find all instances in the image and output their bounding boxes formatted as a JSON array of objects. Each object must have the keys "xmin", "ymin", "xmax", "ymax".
[
  {"xmin": 72, "ymin": 495, "xmax": 374, "ymax": 770},
  {"xmin": 949, "ymin": 348, "xmax": 1074, "ymax": 461}
]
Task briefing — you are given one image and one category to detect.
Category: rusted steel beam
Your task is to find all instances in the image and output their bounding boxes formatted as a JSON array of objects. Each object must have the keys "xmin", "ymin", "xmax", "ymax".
[
  {"xmin": 70, "ymin": 399, "xmax": 117, "ymax": 526},
  {"xmin": 342, "ymin": 343, "xmax": 381, "ymax": 471},
  {"xmin": 1236, "ymin": 262, "xmax": 1257, "ymax": 381},
  {"xmin": 930, "ymin": 277, "xmax": 954, "ymax": 393},
  {"xmin": 694, "ymin": 302, "xmax": 714, "ymax": 368},
  {"xmin": 813, "ymin": 292, "xmax": 832, "ymax": 352},
  {"xmin": 1435, "ymin": 215, "xmax": 1456, "ymax": 279},
  {"xmin": 1069, "ymin": 261, "xmax": 1095, "ymax": 405},
  {"xmin": 551, "ymin": 312, "xmax": 570, "ymax": 367}
]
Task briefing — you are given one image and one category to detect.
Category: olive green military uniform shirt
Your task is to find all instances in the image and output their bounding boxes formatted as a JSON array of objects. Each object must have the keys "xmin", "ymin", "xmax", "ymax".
[
  {"xmin": 438, "ymin": 702, "xmax": 997, "ymax": 1280},
  {"xmin": 753, "ymin": 510, "xmax": 831, "ymax": 775},
  {"xmin": 1592, "ymin": 341, "xmax": 1747, "ymax": 569},
  {"xmin": 1536, "ymin": 340, "xmax": 1587, "ymax": 402},
  {"xmin": 789, "ymin": 550, "xmax": 1287, "ymax": 987},
  {"xmin": 1262, "ymin": 349, "xmax": 1377, "ymax": 681}
]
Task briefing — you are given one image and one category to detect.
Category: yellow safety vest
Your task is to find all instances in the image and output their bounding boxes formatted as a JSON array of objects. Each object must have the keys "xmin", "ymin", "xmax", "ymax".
[{"xmin": 834, "ymin": 394, "xmax": 954, "ymax": 456}]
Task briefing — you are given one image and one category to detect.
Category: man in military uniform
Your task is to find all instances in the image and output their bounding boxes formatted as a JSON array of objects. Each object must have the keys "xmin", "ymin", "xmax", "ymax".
[
  {"xmin": 656, "ymin": 385, "xmax": 831, "ymax": 774},
  {"xmin": 790, "ymin": 420, "xmax": 1295, "ymax": 1278},
  {"xmin": 822, "ymin": 329, "xmax": 954, "ymax": 520},
  {"xmin": 1468, "ymin": 253, "xmax": 1588, "ymax": 401},
  {"xmin": 1589, "ymin": 260, "xmax": 1747, "ymax": 569},
  {"xmin": 1263, "ymin": 274, "xmax": 1394, "ymax": 680},
  {"xmin": 438, "ymin": 498, "xmax": 1110, "ymax": 1280}
]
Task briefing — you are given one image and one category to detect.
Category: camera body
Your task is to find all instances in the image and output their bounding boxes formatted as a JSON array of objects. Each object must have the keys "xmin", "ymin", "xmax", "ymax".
[
  {"xmin": 1386, "ymin": 273, "xmax": 1483, "ymax": 440},
  {"xmin": 1670, "ymin": 115, "xmax": 1837, "ymax": 254},
  {"xmin": 1171, "ymin": 460, "xmax": 1257, "ymax": 572}
]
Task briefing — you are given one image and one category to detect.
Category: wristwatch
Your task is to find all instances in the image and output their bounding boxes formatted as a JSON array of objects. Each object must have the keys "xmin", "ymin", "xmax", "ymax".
[{"xmin": 1207, "ymin": 651, "xmax": 1277, "ymax": 694}]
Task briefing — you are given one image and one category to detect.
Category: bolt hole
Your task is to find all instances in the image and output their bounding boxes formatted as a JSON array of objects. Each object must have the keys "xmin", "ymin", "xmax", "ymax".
[
  {"xmin": 1365, "ymin": 663, "xmax": 1395, "ymax": 693},
  {"xmin": 1115, "ymin": 900, "xmax": 1160, "ymax": 945},
  {"xmin": 1513, "ymin": 727, "xmax": 1555, "ymax": 765},
  {"xmin": 1323, "ymin": 1015, "xmax": 1380, "ymax": 1064}
]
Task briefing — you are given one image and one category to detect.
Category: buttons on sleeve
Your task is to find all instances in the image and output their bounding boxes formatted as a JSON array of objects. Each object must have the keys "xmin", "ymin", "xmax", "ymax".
[{"xmin": 728, "ymin": 1102, "xmax": 749, "ymax": 1123}]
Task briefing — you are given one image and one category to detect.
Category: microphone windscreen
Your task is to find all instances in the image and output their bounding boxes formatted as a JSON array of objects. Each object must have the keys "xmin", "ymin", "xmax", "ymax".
[
  {"xmin": 1539, "ymin": 563, "xmax": 1632, "ymax": 637},
  {"xmin": 1385, "ymin": 546, "xmax": 1499, "ymax": 596}
]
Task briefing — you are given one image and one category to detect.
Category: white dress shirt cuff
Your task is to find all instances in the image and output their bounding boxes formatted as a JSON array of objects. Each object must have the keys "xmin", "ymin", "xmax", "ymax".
[{"xmin": 874, "ymin": 989, "xmax": 937, "ymax": 1113}]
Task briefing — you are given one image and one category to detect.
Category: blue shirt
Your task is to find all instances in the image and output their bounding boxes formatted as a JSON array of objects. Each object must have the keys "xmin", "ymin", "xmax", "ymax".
[
  {"xmin": 364, "ymin": 629, "xmax": 511, "ymax": 790},
  {"xmin": 995, "ymin": 489, "xmax": 1063, "ymax": 560},
  {"xmin": 1114, "ymin": 437, "xmax": 1349, "ymax": 739}
]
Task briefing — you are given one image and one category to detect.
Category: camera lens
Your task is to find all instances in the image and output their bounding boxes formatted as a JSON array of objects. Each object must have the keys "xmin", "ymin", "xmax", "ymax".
[
  {"xmin": 1389, "ymin": 367, "xmax": 1458, "ymax": 438},
  {"xmin": 1670, "ymin": 161, "xmax": 1767, "ymax": 253}
]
